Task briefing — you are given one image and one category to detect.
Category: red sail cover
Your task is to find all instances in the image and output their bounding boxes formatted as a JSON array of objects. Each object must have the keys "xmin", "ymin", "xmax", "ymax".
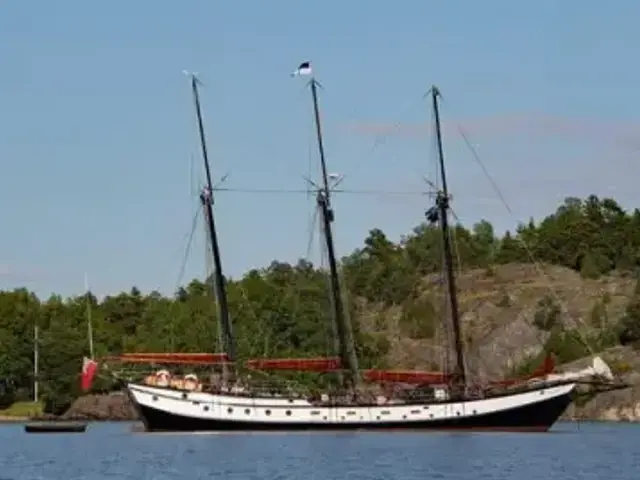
[
  {"xmin": 106, "ymin": 352, "xmax": 230, "ymax": 365},
  {"xmin": 80, "ymin": 357, "xmax": 98, "ymax": 392},
  {"xmin": 243, "ymin": 354, "xmax": 555, "ymax": 386},
  {"xmin": 245, "ymin": 357, "xmax": 342, "ymax": 372},
  {"xmin": 243, "ymin": 358, "xmax": 449, "ymax": 383},
  {"xmin": 362, "ymin": 370, "xmax": 452, "ymax": 384}
]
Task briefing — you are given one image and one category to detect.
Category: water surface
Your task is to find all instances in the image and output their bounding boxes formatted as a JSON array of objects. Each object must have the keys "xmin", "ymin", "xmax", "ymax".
[{"xmin": 2, "ymin": 421, "xmax": 638, "ymax": 479}]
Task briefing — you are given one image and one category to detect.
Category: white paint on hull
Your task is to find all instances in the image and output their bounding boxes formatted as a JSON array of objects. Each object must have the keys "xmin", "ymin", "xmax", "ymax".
[{"xmin": 127, "ymin": 382, "xmax": 576, "ymax": 426}]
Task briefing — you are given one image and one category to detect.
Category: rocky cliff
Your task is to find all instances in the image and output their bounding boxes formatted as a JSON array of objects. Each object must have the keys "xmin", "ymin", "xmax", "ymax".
[{"xmin": 63, "ymin": 392, "xmax": 137, "ymax": 421}]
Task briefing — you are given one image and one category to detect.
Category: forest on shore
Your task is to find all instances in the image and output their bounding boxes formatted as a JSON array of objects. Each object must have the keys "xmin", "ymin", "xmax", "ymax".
[{"xmin": 1, "ymin": 194, "xmax": 640, "ymax": 415}]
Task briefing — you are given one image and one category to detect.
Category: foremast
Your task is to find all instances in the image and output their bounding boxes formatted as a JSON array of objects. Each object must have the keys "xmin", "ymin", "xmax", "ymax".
[
  {"xmin": 301, "ymin": 63, "xmax": 360, "ymax": 391},
  {"xmin": 427, "ymin": 86, "xmax": 467, "ymax": 391},
  {"xmin": 188, "ymin": 73, "xmax": 237, "ymax": 381}
]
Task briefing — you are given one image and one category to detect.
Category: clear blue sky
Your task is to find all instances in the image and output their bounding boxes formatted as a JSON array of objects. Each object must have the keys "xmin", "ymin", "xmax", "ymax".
[{"xmin": 1, "ymin": 0, "xmax": 639, "ymax": 299}]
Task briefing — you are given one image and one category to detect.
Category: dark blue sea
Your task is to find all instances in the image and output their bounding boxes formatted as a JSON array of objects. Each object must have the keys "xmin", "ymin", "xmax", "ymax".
[{"xmin": 1, "ymin": 422, "xmax": 638, "ymax": 479}]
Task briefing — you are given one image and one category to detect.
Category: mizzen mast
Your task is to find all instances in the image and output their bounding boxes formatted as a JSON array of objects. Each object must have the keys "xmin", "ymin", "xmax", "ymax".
[
  {"xmin": 293, "ymin": 61, "xmax": 360, "ymax": 391},
  {"xmin": 428, "ymin": 86, "xmax": 467, "ymax": 390},
  {"xmin": 187, "ymin": 73, "xmax": 237, "ymax": 374}
]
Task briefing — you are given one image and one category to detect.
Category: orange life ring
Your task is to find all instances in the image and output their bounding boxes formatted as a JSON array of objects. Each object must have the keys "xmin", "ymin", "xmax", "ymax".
[
  {"xmin": 183, "ymin": 374, "xmax": 200, "ymax": 391},
  {"xmin": 155, "ymin": 369, "xmax": 171, "ymax": 387}
]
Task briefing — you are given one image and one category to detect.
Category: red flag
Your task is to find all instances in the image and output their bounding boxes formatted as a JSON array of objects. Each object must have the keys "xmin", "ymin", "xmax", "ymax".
[{"xmin": 80, "ymin": 357, "xmax": 98, "ymax": 391}]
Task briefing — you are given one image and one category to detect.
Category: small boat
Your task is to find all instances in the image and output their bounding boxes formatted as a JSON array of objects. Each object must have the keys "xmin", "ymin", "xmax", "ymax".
[{"xmin": 24, "ymin": 421, "xmax": 88, "ymax": 434}]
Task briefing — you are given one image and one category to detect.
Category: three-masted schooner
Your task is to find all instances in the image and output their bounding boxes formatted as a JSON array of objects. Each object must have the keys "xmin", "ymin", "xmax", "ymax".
[{"xmin": 84, "ymin": 62, "xmax": 622, "ymax": 432}]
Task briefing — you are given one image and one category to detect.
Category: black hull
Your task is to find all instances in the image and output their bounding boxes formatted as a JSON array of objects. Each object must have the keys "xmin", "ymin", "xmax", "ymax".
[
  {"xmin": 24, "ymin": 421, "xmax": 88, "ymax": 434},
  {"xmin": 133, "ymin": 390, "xmax": 574, "ymax": 433}
]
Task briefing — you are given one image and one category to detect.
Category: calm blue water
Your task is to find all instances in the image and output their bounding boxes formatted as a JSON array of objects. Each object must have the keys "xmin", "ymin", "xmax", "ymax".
[{"xmin": 1, "ymin": 422, "xmax": 638, "ymax": 479}]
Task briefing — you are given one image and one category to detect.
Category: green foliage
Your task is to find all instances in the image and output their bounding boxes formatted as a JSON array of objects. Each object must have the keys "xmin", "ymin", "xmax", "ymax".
[
  {"xmin": 618, "ymin": 280, "xmax": 640, "ymax": 345},
  {"xmin": 497, "ymin": 291, "xmax": 511, "ymax": 308},
  {"xmin": 533, "ymin": 295, "xmax": 561, "ymax": 331},
  {"xmin": 544, "ymin": 328, "xmax": 591, "ymax": 363},
  {"xmin": 400, "ymin": 296, "xmax": 438, "ymax": 339},
  {"xmin": 580, "ymin": 253, "xmax": 604, "ymax": 279},
  {"xmin": 515, "ymin": 328, "xmax": 593, "ymax": 376},
  {"xmin": 1, "ymin": 194, "xmax": 639, "ymax": 414},
  {"xmin": 589, "ymin": 299, "xmax": 607, "ymax": 329}
]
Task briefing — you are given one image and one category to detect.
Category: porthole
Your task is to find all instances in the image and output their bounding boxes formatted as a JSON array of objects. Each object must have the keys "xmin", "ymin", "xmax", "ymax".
[
  {"xmin": 182, "ymin": 393, "xmax": 188, "ymax": 400},
  {"xmin": 286, "ymin": 410, "xmax": 292, "ymax": 416},
  {"xmin": 472, "ymin": 410, "xmax": 477, "ymax": 415},
  {"xmin": 152, "ymin": 395, "xmax": 158, "ymax": 402},
  {"xmin": 456, "ymin": 412, "xmax": 460, "ymax": 416},
  {"xmin": 265, "ymin": 410, "xmax": 271, "ymax": 416},
  {"xmin": 204, "ymin": 406, "xmax": 209, "ymax": 412},
  {"xmin": 245, "ymin": 408, "xmax": 251, "ymax": 415},
  {"xmin": 402, "ymin": 415, "xmax": 407, "ymax": 419},
  {"xmin": 227, "ymin": 407, "xmax": 233, "ymax": 414},
  {"xmin": 429, "ymin": 414, "xmax": 434, "ymax": 418}
]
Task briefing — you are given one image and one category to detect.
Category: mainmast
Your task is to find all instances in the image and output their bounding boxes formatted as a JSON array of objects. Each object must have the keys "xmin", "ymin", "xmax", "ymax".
[
  {"xmin": 188, "ymin": 74, "xmax": 237, "ymax": 372},
  {"xmin": 429, "ymin": 86, "xmax": 467, "ymax": 390},
  {"xmin": 299, "ymin": 62, "xmax": 360, "ymax": 390}
]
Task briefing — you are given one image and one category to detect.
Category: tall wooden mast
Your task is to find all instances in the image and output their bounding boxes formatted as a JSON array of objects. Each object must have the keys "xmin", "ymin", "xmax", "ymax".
[
  {"xmin": 188, "ymin": 74, "xmax": 237, "ymax": 372},
  {"xmin": 300, "ymin": 63, "xmax": 360, "ymax": 390},
  {"xmin": 429, "ymin": 86, "xmax": 467, "ymax": 389}
]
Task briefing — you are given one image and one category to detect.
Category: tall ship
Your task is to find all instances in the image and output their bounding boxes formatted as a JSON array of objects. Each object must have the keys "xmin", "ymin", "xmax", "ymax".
[{"xmin": 84, "ymin": 62, "xmax": 625, "ymax": 432}]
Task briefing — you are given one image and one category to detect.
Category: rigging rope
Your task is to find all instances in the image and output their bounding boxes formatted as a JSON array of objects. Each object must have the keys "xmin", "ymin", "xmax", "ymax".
[
  {"xmin": 213, "ymin": 187, "xmax": 428, "ymax": 196},
  {"xmin": 175, "ymin": 206, "xmax": 202, "ymax": 293},
  {"xmin": 446, "ymin": 105, "xmax": 597, "ymax": 358}
]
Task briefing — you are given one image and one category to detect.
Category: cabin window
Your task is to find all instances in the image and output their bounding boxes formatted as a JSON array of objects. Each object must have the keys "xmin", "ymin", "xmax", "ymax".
[
  {"xmin": 286, "ymin": 410, "xmax": 292, "ymax": 416},
  {"xmin": 204, "ymin": 406, "xmax": 209, "ymax": 412},
  {"xmin": 310, "ymin": 411, "xmax": 320, "ymax": 416},
  {"xmin": 152, "ymin": 396, "xmax": 158, "ymax": 402},
  {"xmin": 410, "ymin": 409, "xmax": 420, "ymax": 414},
  {"xmin": 381, "ymin": 410, "xmax": 390, "ymax": 415},
  {"xmin": 182, "ymin": 393, "xmax": 188, "ymax": 400},
  {"xmin": 347, "ymin": 411, "xmax": 356, "ymax": 416},
  {"xmin": 227, "ymin": 407, "xmax": 233, "ymax": 413},
  {"xmin": 244, "ymin": 409, "xmax": 251, "ymax": 415},
  {"xmin": 265, "ymin": 410, "xmax": 271, "ymax": 416},
  {"xmin": 192, "ymin": 401, "xmax": 200, "ymax": 405}
]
